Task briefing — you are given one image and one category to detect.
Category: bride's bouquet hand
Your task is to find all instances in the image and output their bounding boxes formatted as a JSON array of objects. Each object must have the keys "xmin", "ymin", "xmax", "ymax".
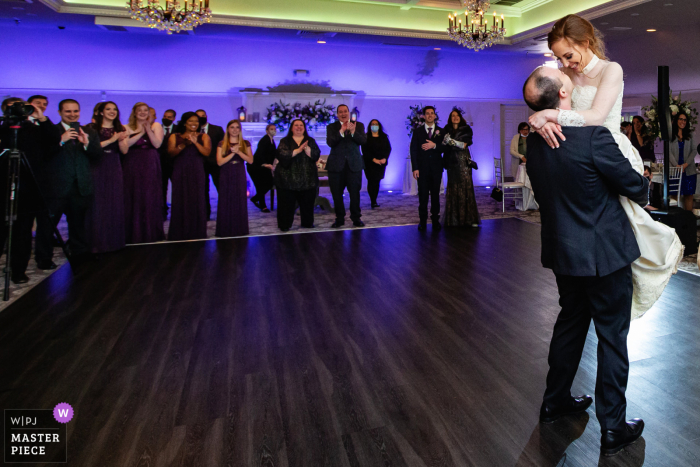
[{"xmin": 535, "ymin": 122, "xmax": 565, "ymax": 149}]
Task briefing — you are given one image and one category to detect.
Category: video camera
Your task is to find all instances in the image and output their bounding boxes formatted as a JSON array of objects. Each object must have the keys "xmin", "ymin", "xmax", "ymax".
[{"xmin": 1, "ymin": 101, "xmax": 35, "ymax": 126}]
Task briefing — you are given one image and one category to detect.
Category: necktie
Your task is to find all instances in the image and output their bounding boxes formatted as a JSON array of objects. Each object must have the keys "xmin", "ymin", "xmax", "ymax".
[{"xmin": 427, "ymin": 127, "xmax": 433, "ymax": 139}]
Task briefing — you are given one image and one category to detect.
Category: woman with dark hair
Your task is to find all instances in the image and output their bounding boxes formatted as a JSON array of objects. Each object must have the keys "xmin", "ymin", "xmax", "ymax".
[
  {"xmin": 442, "ymin": 109, "xmax": 480, "ymax": 227},
  {"xmin": 216, "ymin": 120, "xmax": 253, "ymax": 237},
  {"xmin": 630, "ymin": 116, "xmax": 655, "ymax": 161},
  {"xmin": 86, "ymin": 101, "xmax": 127, "ymax": 253},
  {"xmin": 248, "ymin": 123, "xmax": 277, "ymax": 212},
  {"xmin": 361, "ymin": 119, "xmax": 391, "ymax": 208},
  {"xmin": 166, "ymin": 111, "xmax": 211, "ymax": 240},
  {"xmin": 275, "ymin": 119, "xmax": 321, "ymax": 231},
  {"xmin": 669, "ymin": 111, "xmax": 697, "ymax": 211},
  {"xmin": 509, "ymin": 122, "xmax": 530, "ymax": 178},
  {"xmin": 123, "ymin": 102, "xmax": 165, "ymax": 243}
]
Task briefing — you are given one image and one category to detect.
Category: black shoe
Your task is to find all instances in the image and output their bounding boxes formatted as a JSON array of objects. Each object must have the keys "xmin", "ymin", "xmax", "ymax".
[
  {"xmin": 280, "ymin": 227, "xmax": 290, "ymax": 232},
  {"xmin": 371, "ymin": 203, "xmax": 380, "ymax": 209},
  {"xmin": 601, "ymin": 419, "xmax": 644, "ymax": 457},
  {"xmin": 433, "ymin": 221, "xmax": 442, "ymax": 231},
  {"xmin": 418, "ymin": 223, "xmax": 427, "ymax": 231},
  {"xmin": 331, "ymin": 221, "xmax": 345, "ymax": 228},
  {"xmin": 353, "ymin": 220, "xmax": 365, "ymax": 227},
  {"xmin": 37, "ymin": 260, "xmax": 58, "ymax": 270},
  {"xmin": 540, "ymin": 395, "xmax": 593, "ymax": 424},
  {"xmin": 11, "ymin": 273, "xmax": 29, "ymax": 284},
  {"xmin": 261, "ymin": 208, "xmax": 271, "ymax": 213},
  {"xmin": 302, "ymin": 224, "xmax": 315, "ymax": 228}
]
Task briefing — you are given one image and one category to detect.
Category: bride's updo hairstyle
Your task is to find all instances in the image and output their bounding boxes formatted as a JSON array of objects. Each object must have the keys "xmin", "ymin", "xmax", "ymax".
[{"xmin": 548, "ymin": 14, "xmax": 608, "ymax": 60}]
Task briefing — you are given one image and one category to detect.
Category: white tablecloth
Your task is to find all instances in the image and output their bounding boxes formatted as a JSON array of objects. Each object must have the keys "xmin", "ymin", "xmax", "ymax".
[
  {"xmin": 403, "ymin": 158, "xmax": 447, "ymax": 195},
  {"xmin": 514, "ymin": 164, "xmax": 538, "ymax": 211}
]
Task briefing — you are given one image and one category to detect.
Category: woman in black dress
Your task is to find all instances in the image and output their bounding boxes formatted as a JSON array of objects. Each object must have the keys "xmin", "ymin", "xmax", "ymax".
[
  {"xmin": 442, "ymin": 109, "xmax": 480, "ymax": 227},
  {"xmin": 361, "ymin": 119, "xmax": 391, "ymax": 208},
  {"xmin": 275, "ymin": 119, "xmax": 321, "ymax": 232},
  {"xmin": 248, "ymin": 123, "xmax": 277, "ymax": 212}
]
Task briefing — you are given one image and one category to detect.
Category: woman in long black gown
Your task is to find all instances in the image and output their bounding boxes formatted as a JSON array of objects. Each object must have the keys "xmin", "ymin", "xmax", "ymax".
[
  {"xmin": 442, "ymin": 109, "xmax": 480, "ymax": 227},
  {"xmin": 361, "ymin": 119, "xmax": 391, "ymax": 208},
  {"xmin": 248, "ymin": 123, "xmax": 277, "ymax": 212}
]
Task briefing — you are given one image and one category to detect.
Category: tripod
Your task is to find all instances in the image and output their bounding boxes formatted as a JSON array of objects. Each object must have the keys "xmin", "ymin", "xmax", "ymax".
[{"xmin": 3, "ymin": 124, "xmax": 71, "ymax": 301}]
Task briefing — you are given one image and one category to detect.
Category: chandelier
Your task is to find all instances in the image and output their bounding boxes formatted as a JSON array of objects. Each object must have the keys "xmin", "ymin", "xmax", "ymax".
[
  {"xmin": 447, "ymin": 8, "xmax": 506, "ymax": 51},
  {"xmin": 127, "ymin": 0, "xmax": 212, "ymax": 34},
  {"xmin": 461, "ymin": 0, "xmax": 490, "ymax": 13}
]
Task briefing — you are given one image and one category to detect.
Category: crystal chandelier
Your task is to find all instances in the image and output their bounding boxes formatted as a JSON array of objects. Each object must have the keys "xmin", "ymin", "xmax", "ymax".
[
  {"xmin": 127, "ymin": 0, "xmax": 212, "ymax": 34},
  {"xmin": 447, "ymin": 8, "xmax": 506, "ymax": 52},
  {"xmin": 461, "ymin": 0, "xmax": 490, "ymax": 14}
]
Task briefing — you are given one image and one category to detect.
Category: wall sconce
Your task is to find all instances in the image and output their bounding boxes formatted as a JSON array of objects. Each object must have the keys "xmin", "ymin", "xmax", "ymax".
[
  {"xmin": 351, "ymin": 106, "xmax": 360, "ymax": 122},
  {"xmin": 237, "ymin": 105, "xmax": 247, "ymax": 121}
]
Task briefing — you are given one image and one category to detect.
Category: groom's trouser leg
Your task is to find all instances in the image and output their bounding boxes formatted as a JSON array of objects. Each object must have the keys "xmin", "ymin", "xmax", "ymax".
[
  {"xmin": 588, "ymin": 264, "xmax": 632, "ymax": 433},
  {"xmin": 544, "ymin": 274, "xmax": 593, "ymax": 409}
]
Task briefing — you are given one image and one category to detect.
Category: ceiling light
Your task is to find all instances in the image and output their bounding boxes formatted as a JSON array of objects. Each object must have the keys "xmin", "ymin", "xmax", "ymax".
[
  {"xmin": 631, "ymin": 13, "xmax": 640, "ymax": 16},
  {"xmin": 544, "ymin": 53, "xmax": 552, "ymax": 57},
  {"xmin": 647, "ymin": 29, "xmax": 656, "ymax": 32},
  {"xmin": 317, "ymin": 40, "xmax": 326, "ymax": 44},
  {"xmin": 434, "ymin": 47, "xmax": 441, "ymax": 50}
]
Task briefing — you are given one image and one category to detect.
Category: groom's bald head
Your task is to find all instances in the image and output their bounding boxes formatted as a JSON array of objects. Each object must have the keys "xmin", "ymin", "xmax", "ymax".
[{"xmin": 523, "ymin": 67, "xmax": 564, "ymax": 112}]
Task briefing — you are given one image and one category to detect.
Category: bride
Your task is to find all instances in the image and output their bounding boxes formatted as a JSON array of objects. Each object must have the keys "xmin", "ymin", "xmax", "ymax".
[{"xmin": 528, "ymin": 14, "xmax": 684, "ymax": 319}]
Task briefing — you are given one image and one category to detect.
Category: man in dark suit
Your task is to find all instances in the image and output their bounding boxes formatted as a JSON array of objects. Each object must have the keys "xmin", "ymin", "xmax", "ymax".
[
  {"xmin": 410, "ymin": 106, "xmax": 444, "ymax": 230},
  {"xmin": 523, "ymin": 66, "xmax": 647, "ymax": 457},
  {"xmin": 160, "ymin": 109, "xmax": 177, "ymax": 219},
  {"xmin": 196, "ymin": 109, "xmax": 224, "ymax": 218},
  {"xmin": 326, "ymin": 104, "xmax": 367, "ymax": 227},
  {"xmin": 0, "ymin": 97, "xmax": 61, "ymax": 282},
  {"xmin": 37, "ymin": 99, "xmax": 101, "ymax": 265}
]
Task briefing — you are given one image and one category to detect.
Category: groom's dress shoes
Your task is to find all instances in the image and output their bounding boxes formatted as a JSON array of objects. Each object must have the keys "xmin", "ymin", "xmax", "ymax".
[
  {"xmin": 600, "ymin": 418, "xmax": 644, "ymax": 457},
  {"xmin": 539, "ymin": 395, "xmax": 593, "ymax": 424}
]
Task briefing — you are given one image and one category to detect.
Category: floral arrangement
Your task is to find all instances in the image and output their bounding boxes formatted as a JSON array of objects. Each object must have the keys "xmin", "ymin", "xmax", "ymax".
[
  {"xmin": 406, "ymin": 103, "xmax": 440, "ymax": 137},
  {"xmin": 642, "ymin": 91, "xmax": 698, "ymax": 140},
  {"xmin": 266, "ymin": 99, "xmax": 336, "ymax": 132}
]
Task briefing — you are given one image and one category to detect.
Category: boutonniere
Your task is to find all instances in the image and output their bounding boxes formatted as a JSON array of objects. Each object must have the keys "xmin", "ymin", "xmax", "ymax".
[{"xmin": 434, "ymin": 130, "xmax": 440, "ymax": 136}]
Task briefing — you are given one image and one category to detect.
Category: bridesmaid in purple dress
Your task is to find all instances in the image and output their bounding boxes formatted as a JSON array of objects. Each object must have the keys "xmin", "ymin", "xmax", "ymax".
[
  {"xmin": 123, "ymin": 102, "xmax": 165, "ymax": 244},
  {"xmin": 216, "ymin": 120, "xmax": 253, "ymax": 237},
  {"xmin": 86, "ymin": 101, "xmax": 127, "ymax": 253},
  {"xmin": 166, "ymin": 112, "xmax": 211, "ymax": 240}
]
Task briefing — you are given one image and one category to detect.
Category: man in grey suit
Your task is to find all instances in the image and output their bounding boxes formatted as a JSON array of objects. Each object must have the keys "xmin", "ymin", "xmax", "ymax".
[{"xmin": 326, "ymin": 104, "xmax": 367, "ymax": 228}]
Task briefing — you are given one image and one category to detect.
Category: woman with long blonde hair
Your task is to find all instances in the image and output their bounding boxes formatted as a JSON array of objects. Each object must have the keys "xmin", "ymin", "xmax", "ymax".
[
  {"xmin": 122, "ymin": 102, "xmax": 165, "ymax": 243},
  {"xmin": 215, "ymin": 119, "xmax": 253, "ymax": 237}
]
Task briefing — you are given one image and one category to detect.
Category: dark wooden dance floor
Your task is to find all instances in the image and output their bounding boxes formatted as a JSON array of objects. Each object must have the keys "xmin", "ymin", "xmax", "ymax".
[{"xmin": 1, "ymin": 218, "xmax": 699, "ymax": 466}]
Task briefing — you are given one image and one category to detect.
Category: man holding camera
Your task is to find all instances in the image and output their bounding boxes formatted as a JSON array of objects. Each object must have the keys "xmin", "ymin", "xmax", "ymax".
[
  {"xmin": 0, "ymin": 97, "xmax": 61, "ymax": 282},
  {"xmin": 35, "ymin": 99, "xmax": 101, "ymax": 267},
  {"xmin": 326, "ymin": 104, "xmax": 367, "ymax": 228}
]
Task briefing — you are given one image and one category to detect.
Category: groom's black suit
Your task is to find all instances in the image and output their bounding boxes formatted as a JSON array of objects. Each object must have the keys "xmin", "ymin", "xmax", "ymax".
[{"xmin": 526, "ymin": 126, "xmax": 648, "ymax": 433}]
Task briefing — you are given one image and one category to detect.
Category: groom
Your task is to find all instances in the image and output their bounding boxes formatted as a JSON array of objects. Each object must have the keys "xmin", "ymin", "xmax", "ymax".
[{"xmin": 523, "ymin": 66, "xmax": 649, "ymax": 457}]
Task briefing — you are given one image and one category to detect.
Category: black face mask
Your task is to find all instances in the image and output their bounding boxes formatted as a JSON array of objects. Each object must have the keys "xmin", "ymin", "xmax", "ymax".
[
  {"xmin": 162, "ymin": 118, "xmax": 173, "ymax": 127},
  {"xmin": 198, "ymin": 116, "xmax": 207, "ymax": 126}
]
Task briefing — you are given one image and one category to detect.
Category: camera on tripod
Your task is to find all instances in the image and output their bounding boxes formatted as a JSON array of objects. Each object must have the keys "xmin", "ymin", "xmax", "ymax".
[{"xmin": 1, "ymin": 101, "xmax": 35, "ymax": 125}]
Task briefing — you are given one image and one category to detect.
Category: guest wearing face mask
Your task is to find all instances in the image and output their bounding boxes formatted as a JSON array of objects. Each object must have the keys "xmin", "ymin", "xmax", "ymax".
[
  {"xmin": 361, "ymin": 119, "xmax": 391, "ymax": 208},
  {"xmin": 248, "ymin": 123, "xmax": 277, "ymax": 212},
  {"xmin": 195, "ymin": 109, "xmax": 225, "ymax": 218},
  {"xmin": 160, "ymin": 109, "xmax": 177, "ymax": 219},
  {"xmin": 167, "ymin": 112, "xmax": 211, "ymax": 240},
  {"xmin": 509, "ymin": 122, "xmax": 530, "ymax": 179}
]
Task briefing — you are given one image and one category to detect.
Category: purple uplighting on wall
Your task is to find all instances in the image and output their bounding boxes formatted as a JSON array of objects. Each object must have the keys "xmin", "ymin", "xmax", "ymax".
[{"xmin": 1, "ymin": 25, "xmax": 545, "ymax": 188}]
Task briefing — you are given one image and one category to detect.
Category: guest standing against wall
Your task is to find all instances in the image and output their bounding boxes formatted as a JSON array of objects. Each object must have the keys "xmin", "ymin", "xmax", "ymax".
[
  {"xmin": 216, "ymin": 120, "xmax": 253, "ymax": 237},
  {"xmin": 248, "ymin": 123, "xmax": 277, "ymax": 213},
  {"xmin": 167, "ymin": 112, "xmax": 210, "ymax": 240},
  {"xmin": 410, "ymin": 106, "xmax": 444, "ymax": 231},
  {"xmin": 326, "ymin": 104, "xmax": 366, "ymax": 228},
  {"xmin": 509, "ymin": 122, "xmax": 530, "ymax": 179},
  {"xmin": 443, "ymin": 109, "xmax": 480, "ymax": 227},
  {"xmin": 669, "ymin": 111, "xmax": 697, "ymax": 211},
  {"xmin": 123, "ymin": 102, "xmax": 165, "ymax": 243},
  {"xmin": 631, "ymin": 116, "xmax": 655, "ymax": 162},
  {"xmin": 46, "ymin": 99, "xmax": 102, "ymax": 263},
  {"xmin": 361, "ymin": 119, "xmax": 391, "ymax": 209},
  {"xmin": 276, "ymin": 119, "xmax": 321, "ymax": 232},
  {"xmin": 86, "ymin": 101, "xmax": 127, "ymax": 253},
  {"xmin": 196, "ymin": 109, "xmax": 224, "ymax": 218},
  {"xmin": 160, "ymin": 109, "xmax": 177, "ymax": 219}
]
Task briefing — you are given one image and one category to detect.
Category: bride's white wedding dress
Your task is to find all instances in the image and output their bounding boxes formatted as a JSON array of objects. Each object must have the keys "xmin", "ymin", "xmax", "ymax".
[{"xmin": 557, "ymin": 55, "xmax": 684, "ymax": 319}]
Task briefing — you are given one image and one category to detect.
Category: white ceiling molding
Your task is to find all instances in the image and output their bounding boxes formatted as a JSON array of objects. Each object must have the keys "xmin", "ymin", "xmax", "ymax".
[
  {"xmin": 508, "ymin": 0, "xmax": 653, "ymax": 44},
  {"xmin": 333, "ymin": 0, "xmax": 522, "ymax": 15},
  {"xmin": 516, "ymin": 0, "xmax": 553, "ymax": 14}
]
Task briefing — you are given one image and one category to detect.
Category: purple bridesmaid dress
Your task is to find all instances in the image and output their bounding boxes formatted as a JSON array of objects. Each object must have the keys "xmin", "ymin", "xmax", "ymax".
[
  {"xmin": 168, "ymin": 134, "xmax": 208, "ymax": 240},
  {"xmin": 123, "ymin": 132, "xmax": 165, "ymax": 243},
  {"xmin": 216, "ymin": 142, "xmax": 249, "ymax": 237},
  {"xmin": 87, "ymin": 126, "xmax": 126, "ymax": 253}
]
